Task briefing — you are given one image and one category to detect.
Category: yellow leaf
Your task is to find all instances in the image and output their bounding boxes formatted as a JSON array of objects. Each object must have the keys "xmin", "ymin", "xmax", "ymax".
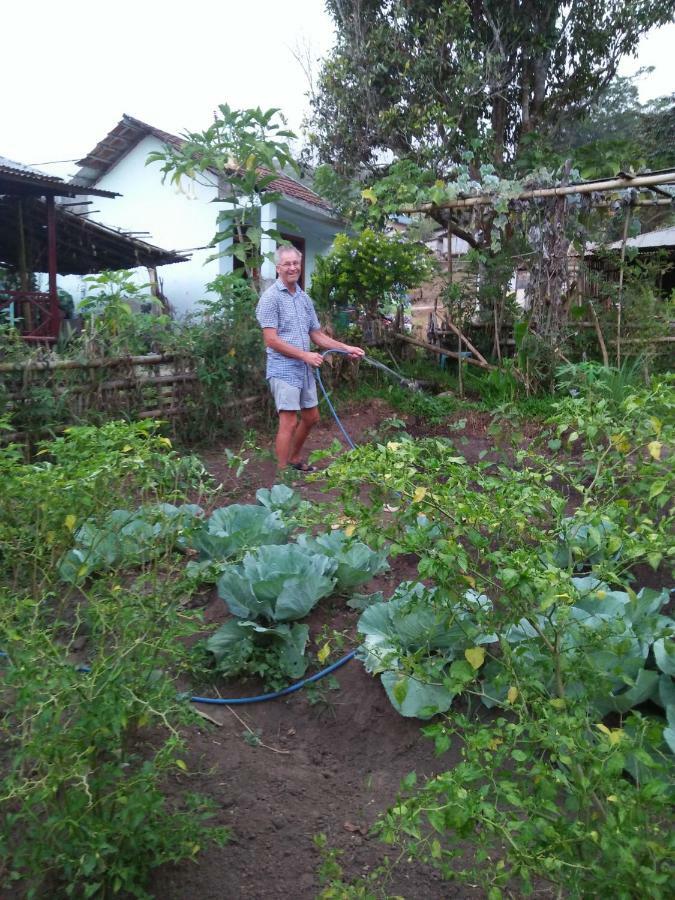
[
  {"xmin": 550, "ymin": 698, "xmax": 566, "ymax": 709},
  {"xmin": 507, "ymin": 686, "xmax": 519, "ymax": 704},
  {"xmin": 361, "ymin": 187, "xmax": 377, "ymax": 203},
  {"xmin": 648, "ymin": 441, "xmax": 662, "ymax": 460},
  {"xmin": 344, "ymin": 524, "xmax": 356, "ymax": 538},
  {"xmin": 317, "ymin": 643, "xmax": 331, "ymax": 664},
  {"xmin": 462, "ymin": 575, "xmax": 476, "ymax": 588},
  {"xmin": 607, "ymin": 795, "xmax": 618, "ymax": 802},
  {"xmin": 386, "ymin": 441, "xmax": 401, "ymax": 451},
  {"xmin": 158, "ymin": 436, "xmax": 172, "ymax": 447},
  {"xmin": 228, "ymin": 348, "xmax": 236, "ymax": 357},
  {"xmin": 596, "ymin": 723, "xmax": 622, "ymax": 745},
  {"xmin": 430, "ymin": 839, "xmax": 442, "ymax": 859},
  {"xmin": 122, "ymin": 444, "xmax": 133, "ymax": 452},
  {"xmin": 176, "ymin": 759, "xmax": 188, "ymax": 771},
  {"xmin": 610, "ymin": 434, "xmax": 630, "ymax": 453},
  {"xmin": 413, "ymin": 487, "xmax": 427, "ymax": 503},
  {"xmin": 464, "ymin": 647, "xmax": 485, "ymax": 670},
  {"xmin": 649, "ymin": 416, "xmax": 662, "ymax": 436},
  {"xmin": 64, "ymin": 514, "xmax": 77, "ymax": 532}
]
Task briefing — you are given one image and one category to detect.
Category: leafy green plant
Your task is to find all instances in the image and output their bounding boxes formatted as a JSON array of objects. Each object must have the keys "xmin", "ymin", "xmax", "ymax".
[
  {"xmin": 148, "ymin": 105, "xmax": 298, "ymax": 286},
  {"xmin": 78, "ymin": 269, "xmax": 170, "ymax": 355},
  {"xmin": 0, "ymin": 420, "xmax": 203, "ymax": 591},
  {"xmin": 310, "ymin": 229, "xmax": 434, "ymax": 319},
  {"xmin": 188, "ymin": 503, "xmax": 290, "ymax": 561},
  {"xmin": 357, "ymin": 581, "xmax": 495, "ymax": 718},
  {"xmin": 295, "ymin": 529, "xmax": 389, "ymax": 592},
  {"xmin": 205, "ymin": 544, "xmax": 338, "ymax": 687},
  {"xmin": 216, "ymin": 544, "xmax": 337, "ymax": 621},
  {"xmin": 379, "ymin": 703, "xmax": 673, "ymax": 899},
  {"xmin": 58, "ymin": 502, "xmax": 204, "ymax": 583},
  {"xmin": 0, "ymin": 576, "xmax": 227, "ymax": 897}
]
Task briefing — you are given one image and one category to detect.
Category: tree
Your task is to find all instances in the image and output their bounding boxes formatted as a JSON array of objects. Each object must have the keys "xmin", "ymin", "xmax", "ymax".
[
  {"xmin": 553, "ymin": 73, "xmax": 675, "ymax": 178},
  {"xmin": 310, "ymin": 1, "xmax": 675, "ymax": 174}
]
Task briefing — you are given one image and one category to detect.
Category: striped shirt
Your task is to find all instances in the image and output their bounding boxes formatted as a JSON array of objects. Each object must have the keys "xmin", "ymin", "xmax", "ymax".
[{"xmin": 256, "ymin": 279, "xmax": 321, "ymax": 389}]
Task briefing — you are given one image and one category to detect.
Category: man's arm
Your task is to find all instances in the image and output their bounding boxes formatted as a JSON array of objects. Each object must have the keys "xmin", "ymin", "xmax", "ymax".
[
  {"xmin": 309, "ymin": 329, "xmax": 365, "ymax": 360},
  {"xmin": 262, "ymin": 328, "xmax": 323, "ymax": 367}
]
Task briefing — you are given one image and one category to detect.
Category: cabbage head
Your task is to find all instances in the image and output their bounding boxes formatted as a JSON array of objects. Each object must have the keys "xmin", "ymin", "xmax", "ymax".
[
  {"xmin": 188, "ymin": 504, "xmax": 289, "ymax": 561},
  {"xmin": 217, "ymin": 544, "xmax": 337, "ymax": 622}
]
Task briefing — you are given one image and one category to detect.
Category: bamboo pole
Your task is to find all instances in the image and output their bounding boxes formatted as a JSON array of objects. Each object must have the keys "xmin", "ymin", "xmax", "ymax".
[
  {"xmin": 616, "ymin": 205, "xmax": 632, "ymax": 367},
  {"xmin": 394, "ymin": 332, "xmax": 497, "ymax": 370},
  {"xmin": 0, "ymin": 353, "xmax": 172, "ymax": 373},
  {"xmin": 399, "ymin": 171, "xmax": 675, "ymax": 213},
  {"xmin": 587, "ymin": 302, "xmax": 609, "ymax": 367}
]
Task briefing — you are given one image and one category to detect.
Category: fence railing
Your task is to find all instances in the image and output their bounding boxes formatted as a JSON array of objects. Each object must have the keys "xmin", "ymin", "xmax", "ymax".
[
  {"xmin": 0, "ymin": 353, "xmax": 266, "ymax": 444},
  {"xmin": 0, "ymin": 290, "xmax": 59, "ymax": 341}
]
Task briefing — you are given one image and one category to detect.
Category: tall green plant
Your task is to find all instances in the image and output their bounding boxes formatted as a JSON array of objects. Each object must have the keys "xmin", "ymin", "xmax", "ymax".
[{"xmin": 147, "ymin": 105, "xmax": 299, "ymax": 290}]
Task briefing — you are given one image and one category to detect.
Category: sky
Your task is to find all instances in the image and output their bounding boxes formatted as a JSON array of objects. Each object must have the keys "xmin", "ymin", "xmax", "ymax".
[{"xmin": 1, "ymin": 2, "xmax": 673, "ymax": 181}]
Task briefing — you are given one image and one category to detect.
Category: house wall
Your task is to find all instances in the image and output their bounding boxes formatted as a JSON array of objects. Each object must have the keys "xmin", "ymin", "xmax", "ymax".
[
  {"xmin": 57, "ymin": 135, "xmax": 222, "ymax": 317},
  {"xmin": 55, "ymin": 136, "xmax": 343, "ymax": 317}
]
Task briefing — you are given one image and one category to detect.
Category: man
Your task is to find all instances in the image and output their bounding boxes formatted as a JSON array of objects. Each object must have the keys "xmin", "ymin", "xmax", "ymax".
[{"xmin": 256, "ymin": 245, "xmax": 364, "ymax": 473}]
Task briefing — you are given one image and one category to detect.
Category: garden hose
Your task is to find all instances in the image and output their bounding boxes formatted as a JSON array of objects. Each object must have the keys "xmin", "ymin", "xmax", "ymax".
[
  {"xmin": 315, "ymin": 348, "xmax": 420, "ymax": 451},
  {"xmin": 189, "ymin": 650, "xmax": 356, "ymax": 706},
  {"xmin": 0, "ymin": 649, "xmax": 357, "ymax": 706}
]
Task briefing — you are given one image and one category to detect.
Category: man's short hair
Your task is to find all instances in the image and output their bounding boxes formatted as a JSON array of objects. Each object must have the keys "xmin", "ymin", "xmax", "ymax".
[{"xmin": 275, "ymin": 245, "xmax": 302, "ymax": 265}]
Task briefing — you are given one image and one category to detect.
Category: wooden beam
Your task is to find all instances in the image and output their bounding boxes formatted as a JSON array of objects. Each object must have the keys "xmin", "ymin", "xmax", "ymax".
[
  {"xmin": 400, "ymin": 171, "xmax": 675, "ymax": 213},
  {"xmin": 394, "ymin": 331, "xmax": 497, "ymax": 370}
]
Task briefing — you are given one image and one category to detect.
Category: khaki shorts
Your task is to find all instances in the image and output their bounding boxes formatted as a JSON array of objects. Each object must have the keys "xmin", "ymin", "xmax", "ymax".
[{"xmin": 269, "ymin": 377, "xmax": 318, "ymax": 412}]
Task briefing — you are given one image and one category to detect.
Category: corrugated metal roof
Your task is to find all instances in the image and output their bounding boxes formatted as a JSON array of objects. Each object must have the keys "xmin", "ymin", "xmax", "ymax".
[
  {"xmin": 606, "ymin": 225, "xmax": 675, "ymax": 250},
  {"xmin": 0, "ymin": 155, "xmax": 119, "ymax": 198},
  {"xmin": 75, "ymin": 114, "xmax": 333, "ymax": 211},
  {"xmin": 0, "ymin": 193, "xmax": 188, "ymax": 274}
]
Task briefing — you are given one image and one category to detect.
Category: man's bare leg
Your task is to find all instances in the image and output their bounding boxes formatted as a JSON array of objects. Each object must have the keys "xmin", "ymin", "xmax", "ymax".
[
  {"xmin": 275, "ymin": 410, "xmax": 299, "ymax": 469},
  {"xmin": 288, "ymin": 406, "xmax": 320, "ymax": 466}
]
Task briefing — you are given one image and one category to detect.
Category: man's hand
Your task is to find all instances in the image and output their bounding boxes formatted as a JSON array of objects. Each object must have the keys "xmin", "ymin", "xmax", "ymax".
[
  {"xmin": 343, "ymin": 345, "xmax": 366, "ymax": 359},
  {"xmin": 303, "ymin": 351, "xmax": 324, "ymax": 367}
]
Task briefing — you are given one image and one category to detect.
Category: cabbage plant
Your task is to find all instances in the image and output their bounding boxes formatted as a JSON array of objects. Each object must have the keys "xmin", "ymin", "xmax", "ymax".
[
  {"xmin": 216, "ymin": 544, "xmax": 337, "ymax": 621},
  {"xmin": 295, "ymin": 529, "xmax": 389, "ymax": 592},
  {"xmin": 59, "ymin": 503, "xmax": 203, "ymax": 583},
  {"xmin": 187, "ymin": 504, "xmax": 289, "ymax": 561},
  {"xmin": 357, "ymin": 581, "xmax": 495, "ymax": 718},
  {"xmin": 206, "ymin": 544, "xmax": 338, "ymax": 685}
]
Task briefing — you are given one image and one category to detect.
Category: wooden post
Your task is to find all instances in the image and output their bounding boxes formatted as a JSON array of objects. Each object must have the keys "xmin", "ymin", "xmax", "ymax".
[
  {"xmin": 17, "ymin": 200, "xmax": 34, "ymax": 331},
  {"xmin": 46, "ymin": 194, "xmax": 59, "ymax": 339},
  {"xmin": 616, "ymin": 204, "xmax": 632, "ymax": 368}
]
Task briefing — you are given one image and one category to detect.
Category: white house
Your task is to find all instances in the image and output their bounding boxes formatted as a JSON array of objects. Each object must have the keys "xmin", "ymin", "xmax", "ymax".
[{"xmin": 67, "ymin": 115, "xmax": 343, "ymax": 316}]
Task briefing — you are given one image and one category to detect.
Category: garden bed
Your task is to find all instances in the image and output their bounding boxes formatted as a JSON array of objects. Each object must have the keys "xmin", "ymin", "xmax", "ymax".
[{"xmin": 151, "ymin": 398, "xmax": 485, "ymax": 899}]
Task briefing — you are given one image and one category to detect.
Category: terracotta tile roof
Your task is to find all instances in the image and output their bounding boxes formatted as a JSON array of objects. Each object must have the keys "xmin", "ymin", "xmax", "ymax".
[{"xmin": 75, "ymin": 115, "xmax": 333, "ymax": 211}]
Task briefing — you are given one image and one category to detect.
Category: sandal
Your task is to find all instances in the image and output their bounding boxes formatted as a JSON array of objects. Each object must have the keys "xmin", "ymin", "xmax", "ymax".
[{"xmin": 288, "ymin": 461, "xmax": 316, "ymax": 473}]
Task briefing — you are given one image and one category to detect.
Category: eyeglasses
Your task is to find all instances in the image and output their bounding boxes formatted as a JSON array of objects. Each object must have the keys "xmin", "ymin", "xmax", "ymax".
[{"xmin": 278, "ymin": 262, "xmax": 300, "ymax": 269}]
